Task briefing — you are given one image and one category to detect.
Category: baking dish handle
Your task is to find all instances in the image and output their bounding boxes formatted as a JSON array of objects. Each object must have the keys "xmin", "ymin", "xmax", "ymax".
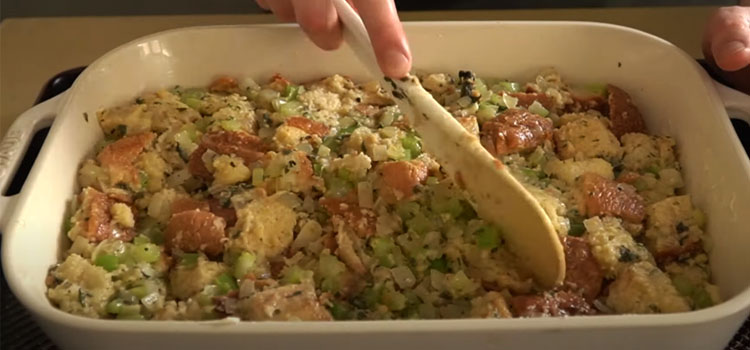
[
  {"xmin": 713, "ymin": 80, "xmax": 750, "ymax": 124},
  {"xmin": 0, "ymin": 92, "xmax": 66, "ymax": 233}
]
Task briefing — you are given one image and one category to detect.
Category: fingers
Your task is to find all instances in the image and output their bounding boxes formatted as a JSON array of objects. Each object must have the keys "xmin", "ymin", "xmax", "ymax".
[
  {"xmin": 256, "ymin": 0, "xmax": 269, "ymax": 10},
  {"xmin": 292, "ymin": 0, "xmax": 343, "ymax": 51},
  {"xmin": 266, "ymin": 0, "xmax": 296, "ymax": 22},
  {"xmin": 703, "ymin": 6, "xmax": 750, "ymax": 72},
  {"xmin": 351, "ymin": 0, "xmax": 412, "ymax": 78}
]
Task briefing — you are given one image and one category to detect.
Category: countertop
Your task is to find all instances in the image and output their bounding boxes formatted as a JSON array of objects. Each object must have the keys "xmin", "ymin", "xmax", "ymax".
[{"xmin": 0, "ymin": 6, "xmax": 718, "ymax": 136}]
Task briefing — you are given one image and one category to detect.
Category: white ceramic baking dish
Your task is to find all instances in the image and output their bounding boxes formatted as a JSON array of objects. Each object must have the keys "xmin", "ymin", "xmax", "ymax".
[{"xmin": 1, "ymin": 22, "xmax": 750, "ymax": 350}]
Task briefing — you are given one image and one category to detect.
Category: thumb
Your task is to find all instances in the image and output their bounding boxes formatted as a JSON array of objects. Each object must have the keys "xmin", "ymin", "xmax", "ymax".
[{"xmin": 706, "ymin": 6, "xmax": 750, "ymax": 72}]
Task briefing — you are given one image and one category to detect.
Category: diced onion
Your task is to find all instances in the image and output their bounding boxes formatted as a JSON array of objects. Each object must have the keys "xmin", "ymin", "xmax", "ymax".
[
  {"xmin": 390, "ymin": 266, "xmax": 416, "ymax": 289},
  {"xmin": 252, "ymin": 167, "xmax": 264, "ymax": 187},
  {"xmin": 291, "ymin": 220, "xmax": 323, "ymax": 251},
  {"xmin": 380, "ymin": 126, "xmax": 399, "ymax": 138},
  {"xmin": 318, "ymin": 145, "xmax": 331, "ymax": 157},
  {"xmin": 372, "ymin": 144, "xmax": 388, "ymax": 161},
  {"xmin": 357, "ymin": 182, "xmax": 374, "ymax": 209},
  {"xmin": 296, "ymin": 141, "xmax": 314, "ymax": 154},
  {"xmin": 501, "ymin": 93, "xmax": 518, "ymax": 109},
  {"xmin": 456, "ymin": 96, "xmax": 473, "ymax": 108}
]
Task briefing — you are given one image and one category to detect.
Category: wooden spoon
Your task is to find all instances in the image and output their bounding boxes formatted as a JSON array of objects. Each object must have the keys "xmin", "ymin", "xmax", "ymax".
[{"xmin": 331, "ymin": 0, "xmax": 565, "ymax": 288}]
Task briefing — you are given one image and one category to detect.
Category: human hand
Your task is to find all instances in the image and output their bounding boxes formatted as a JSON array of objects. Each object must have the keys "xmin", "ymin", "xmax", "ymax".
[
  {"xmin": 256, "ymin": 0, "xmax": 412, "ymax": 78},
  {"xmin": 703, "ymin": 4, "xmax": 750, "ymax": 93}
]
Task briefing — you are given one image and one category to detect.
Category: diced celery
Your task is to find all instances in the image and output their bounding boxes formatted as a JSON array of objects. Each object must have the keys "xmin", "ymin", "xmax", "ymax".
[
  {"xmin": 401, "ymin": 133, "xmax": 422, "ymax": 158},
  {"xmin": 584, "ymin": 83, "xmax": 608, "ymax": 96},
  {"xmin": 313, "ymin": 162, "xmax": 324, "ymax": 176},
  {"xmin": 251, "ymin": 167, "xmax": 264, "ymax": 187},
  {"xmin": 233, "ymin": 251, "xmax": 257, "ymax": 279},
  {"xmin": 328, "ymin": 301, "xmax": 352, "ymax": 320},
  {"xmin": 116, "ymin": 304, "xmax": 144, "ymax": 320},
  {"xmin": 95, "ymin": 254, "xmax": 120, "ymax": 272},
  {"xmin": 475, "ymin": 225, "xmax": 501, "ymax": 250},
  {"xmin": 382, "ymin": 283, "xmax": 407, "ymax": 311},
  {"xmin": 279, "ymin": 100, "xmax": 304, "ymax": 116},
  {"xmin": 395, "ymin": 201, "xmax": 421, "ymax": 220},
  {"xmin": 317, "ymin": 254, "xmax": 347, "ymax": 293},
  {"xmin": 218, "ymin": 119, "xmax": 242, "ymax": 131},
  {"xmin": 430, "ymin": 197, "xmax": 463, "ymax": 218},
  {"xmin": 338, "ymin": 123, "xmax": 359, "ymax": 136},
  {"xmin": 283, "ymin": 84, "xmax": 301, "ymax": 100},
  {"xmin": 174, "ymin": 128, "xmax": 198, "ymax": 157},
  {"xmin": 325, "ymin": 175, "xmax": 353, "ymax": 198},
  {"xmin": 129, "ymin": 243, "xmax": 161, "ymax": 264},
  {"xmin": 476, "ymin": 101, "xmax": 499, "ymax": 123},
  {"xmin": 135, "ymin": 218, "xmax": 163, "ymax": 245},
  {"xmin": 194, "ymin": 117, "xmax": 211, "ymax": 132},
  {"xmin": 520, "ymin": 167, "xmax": 546, "ymax": 180},
  {"xmin": 672, "ymin": 275, "xmax": 714, "ymax": 309},
  {"xmin": 474, "ymin": 78, "xmax": 489, "ymax": 100},
  {"xmin": 446, "ymin": 271, "xmax": 477, "ymax": 298},
  {"xmin": 180, "ymin": 253, "xmax": 199, "ymax": 268},
  {"xmin": 407, "ymin": 214, "xmax": 435, "ymax": 235},
  {"xmin": 180, "ymin": 88, "xmax": 206, "ymax": 110},
  {"xmin": 281, "ymin": 265, "xmax": 312, "ymax": 285},
  {"xmin": 128, "ymin": 285, "xmax": 150, "ymax": 299},
  {"xmin": 491, "ymin": 81, "xmax": 521, "ymax": 93},
  {"xmin": 215, "ymin": 273, "xmax": 239, "ymax": 295},
  {"xmin": 106, "ymin": 298, "xmax": 124, "ymax": 314},
  {"xmin": 362, "ymin": 283, "xmax": 384, "ymax": 308},
  {"xmin": 528, "ymin": 100, "xmax": 549, "ymax": 117},
  {"xmin": 322, "ymin": 136, "xmax": 342, "ymax": 154},
  {"xmin": 527, "ymin": 147, "xmax": 547, "ymax": 167},
  {"xmin": 133, "ymin": 235, "xmax": 150, "ymax": 245},
  {"xmin": 692, "ymin": 287, "xmax": 714, "ymax": 309},
  {"xmin": 337, "ymin": 168, "xmax": 354, "ymax": 182},
  {"xmin": 645, "ymin": 164, "xmax": 661, "ymax": 176},
  {"xmin": 370, "ymin": 237, "xmax": 397, "ymax": 268}
]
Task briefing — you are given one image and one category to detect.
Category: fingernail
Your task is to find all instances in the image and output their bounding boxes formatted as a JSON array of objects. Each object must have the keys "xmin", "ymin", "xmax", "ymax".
[
  {"xmin": 382, "ymin": 49, "xmax": 411, "ymax": 78},
  {"xmin": 723, "ymin": 40, "xmax": 747, "ymax": 54}
]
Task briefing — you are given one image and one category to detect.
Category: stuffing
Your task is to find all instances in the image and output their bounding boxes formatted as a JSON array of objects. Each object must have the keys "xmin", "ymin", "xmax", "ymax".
[
  {"xmin": 554, "ymin": 113, "xmax": 622, "ymax": 161},
  {"xmin": 583, "ymin": 216, "xmax": 653, "ymax": 277},
  {"xmin": 544, "ymin": 157, "xmax": 614, "ymax": 185},
  {"xmin": 644, "ymin": 195, "xmax": 704, "ymax": 262},
  {"xmin": 230, "ymin": 191, "xmax": 299, "ymax": 260},
  {"xmin": 606, "ymin": 261, "xmax": 690, "ymax": 314},
  {"xmin": 620, "ymin": 133, "xmax": 677, "ymax": 172},
  {"xmin": 169, "ymin": 255, "xmax": 226, "ymax": 299},
  {"xmin": 47, "ymin": 254, "xmax": 115, "ymax": 317}
]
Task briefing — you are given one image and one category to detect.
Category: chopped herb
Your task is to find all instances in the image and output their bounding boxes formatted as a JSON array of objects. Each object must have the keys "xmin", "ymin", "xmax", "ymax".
[
  {"xmin": 618, "ymin": 246, "xmax": 640, "ymax": 262},
  {"xmin": 676, "ymin": 222, "xmax": 689, "ymax": 233},
  {"xmin": 429, "ymin": 256, "xmax": 450, "ymax": 273}
]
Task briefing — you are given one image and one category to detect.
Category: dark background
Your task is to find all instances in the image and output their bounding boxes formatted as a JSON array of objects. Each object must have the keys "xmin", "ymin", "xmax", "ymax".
[{"xmin": 0, "ymin": 0, "xmax": 737, "ymax": 20}]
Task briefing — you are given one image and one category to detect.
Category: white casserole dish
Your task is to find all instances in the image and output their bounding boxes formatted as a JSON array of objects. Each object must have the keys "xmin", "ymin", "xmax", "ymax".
[{"xmin": 1, "ymin": 22, "xmax": 750, "ymax": 350}]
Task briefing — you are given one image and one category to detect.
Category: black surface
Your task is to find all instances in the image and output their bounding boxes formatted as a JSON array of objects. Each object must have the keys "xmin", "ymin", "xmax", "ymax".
[{"xmin": 0, "ymin": 65, "xmax": 748, "ymax": 350}]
